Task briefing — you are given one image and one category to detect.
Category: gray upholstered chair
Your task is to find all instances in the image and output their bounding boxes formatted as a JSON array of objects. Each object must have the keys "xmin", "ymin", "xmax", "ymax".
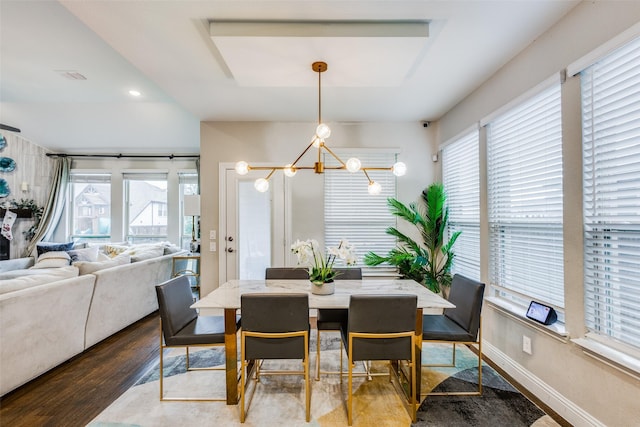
[
  {"xmin": 264, "ymin": 267, "xmax": 362, "ymax": 380},
  {"xmin": 155, "ymin": 275, "xmax": 240, "ymax": 401},
  {"xmin": 340, "ymin": 294, "xmax": 417, "ymax": 425},
  {"xmin": 422, "ymin": 273, "xmax": 485, "ymax": 396},
  {"xmin": 315, "ymin": 267, "xmax": 361, "ymax": 380},
  {"xmin": 240, "ymin": 293, "xmax": 311, "ymax": 423}
]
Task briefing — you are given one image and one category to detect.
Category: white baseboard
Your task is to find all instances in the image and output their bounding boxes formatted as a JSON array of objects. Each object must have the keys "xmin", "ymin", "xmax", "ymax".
[{"xmin": 482, "ymin": 341, "xmax": 605, "ymax": 427}]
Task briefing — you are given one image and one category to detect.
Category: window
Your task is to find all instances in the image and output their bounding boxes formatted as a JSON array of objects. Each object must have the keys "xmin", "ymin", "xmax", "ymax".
[
  {"xmin": 69, "ymin": 173, "xmax": 111, "ymax": 243},
  {"xmin": 582, "ymin": 35, "xmax": 640, "ymax": 350},
  {"xmin": 124, "ymin": 173, "xmax": 168, "ymax": 243},
  {"xmin": 442, "ymin": 130, "xmax": 480, "ymax": 280},
  {"xmin": 179, "ymin": 171, "xmax": 199, "ymax": 250},
  {"xmin": 324, "ymin": 151, "xmax": 397, "ymax": 269},
  {"xmin": 486, "ymin": 83, "xmax": 564, "ymax": 312}
]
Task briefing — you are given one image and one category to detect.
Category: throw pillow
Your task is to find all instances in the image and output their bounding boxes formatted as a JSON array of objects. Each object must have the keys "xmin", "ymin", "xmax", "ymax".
[
  {"xmin": 103, "ymin": 244, "xmax": 129, "ymax": 258},
  {"xmin": 36, "ymin": 241, "xmax": 74, "ymax": 256},
  {"xmin": 31, "ymin": 251, "xmax": 72, "ymax": 269},
  {"xmin": 67, "ymin": 246, "xmax": 99, "ymax": 263}
]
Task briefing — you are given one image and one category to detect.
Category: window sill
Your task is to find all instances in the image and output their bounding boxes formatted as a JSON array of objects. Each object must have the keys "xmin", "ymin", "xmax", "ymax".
[
  {"xmin": 486, "ymin": 297, "xmax": 568, "ymax": 342},
  {"xmin": 571, "ymin": 335, "xmax": 640, "ymax": 381}
]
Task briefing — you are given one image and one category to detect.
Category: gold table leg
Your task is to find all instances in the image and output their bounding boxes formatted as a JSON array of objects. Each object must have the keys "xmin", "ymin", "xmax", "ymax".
[{"xmin": 224, "ymin": 308, "xmax": 239, "ymax": 405}]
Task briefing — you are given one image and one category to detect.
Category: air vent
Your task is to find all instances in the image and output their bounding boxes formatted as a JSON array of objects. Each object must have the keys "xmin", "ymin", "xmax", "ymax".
[{"xmin": 55, "ymin": 70, "xmax": 87, "ymax": 80}]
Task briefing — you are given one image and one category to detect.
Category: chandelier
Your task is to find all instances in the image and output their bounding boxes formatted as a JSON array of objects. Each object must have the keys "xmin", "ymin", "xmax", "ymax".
[{"xmin": 234, "ymin": 61, "xmax": 406, "ymax": 195}]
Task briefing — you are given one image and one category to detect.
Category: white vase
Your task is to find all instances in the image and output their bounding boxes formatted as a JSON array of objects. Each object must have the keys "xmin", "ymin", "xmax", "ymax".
[{"xmin": 310, "ymin": 280, "xmax": 335, "ymax": 295}]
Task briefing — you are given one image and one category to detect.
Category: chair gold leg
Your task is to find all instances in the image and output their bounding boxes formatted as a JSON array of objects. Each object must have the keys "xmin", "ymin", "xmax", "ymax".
[
  {"xmin": 316, "ymin": 328, "xmax": 321, "ymax": 381},
  {"xmin": 305, "ymin": 334, "xmax": 311, "ymax": 422},
  {"xmin": 240, "ymin": 335, "xmax": 246, "ymax": 423},
  {"xmin": 159, "ymin": 322, "xmax": 164, "ymax": 401}
]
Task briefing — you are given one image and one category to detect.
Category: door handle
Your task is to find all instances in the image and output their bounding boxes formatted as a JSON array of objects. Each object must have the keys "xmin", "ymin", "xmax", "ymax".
[
  {"xmin": 227, "ymin": 247, "xmax": 235, "ymax": 253},
  {"xmin": 227, "ymin": 236, "xmax": 234, "ymax": 242}
]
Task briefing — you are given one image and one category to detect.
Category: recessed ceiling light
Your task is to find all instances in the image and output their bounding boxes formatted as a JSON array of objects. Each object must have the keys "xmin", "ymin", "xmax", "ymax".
[{"xmin": 129, "ymin": 90, "xmax": 141, "ymax": 97}]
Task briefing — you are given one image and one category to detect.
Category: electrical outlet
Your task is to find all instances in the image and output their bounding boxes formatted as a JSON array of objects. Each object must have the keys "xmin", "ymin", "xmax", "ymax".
[{"xmin": 522, "ymin": 335, "xmax": 532, "ymax": 355}]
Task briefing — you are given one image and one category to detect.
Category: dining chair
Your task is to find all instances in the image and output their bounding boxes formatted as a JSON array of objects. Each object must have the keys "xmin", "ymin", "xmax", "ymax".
[
  {"xmin": 155, "ymin": 275, "xmax": 240, "ymax": 401},
  {"xmin": 421, "ymin": 273, "xmax": 485, "ymax": 396},
  {"xmin": 315, "ymin": 267, "xmax": 361, "ymax": 380},
  {"xmin": 240, "ymin": 293, "xmax": 311, "ymax": 423},
  {"xmin": 340, "ymin": 294, "xmax": 418, "ymax": 425},
  {"xmin": 264, "ymin": 267, "xmax": 362, "ymax": 380}
]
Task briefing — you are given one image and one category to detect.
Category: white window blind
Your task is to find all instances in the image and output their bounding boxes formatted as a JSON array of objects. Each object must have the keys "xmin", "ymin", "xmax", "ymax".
[
  {"xmin": 442, "ymin": 131, "xmax": 480, "ymax": 281},
  {"xmin": 324, "ymin": 151, "xmax": 397, "ymax": 269},
  {"xmin": 582, "ymin": 35, "xmax": 640, "ymax": 350},
  {"xmin": 487, "ymin": 83, "xmax": 565, "ymax": 310}
]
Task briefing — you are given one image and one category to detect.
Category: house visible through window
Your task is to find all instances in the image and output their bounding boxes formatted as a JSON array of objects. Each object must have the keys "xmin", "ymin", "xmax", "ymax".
[
  {"xmin": 124, "ymin": 173, "xmax": 168, "ymax": 243},
  {"xmin": 69, "ymin": 173, "xmax": 111, "ymax": 243}
]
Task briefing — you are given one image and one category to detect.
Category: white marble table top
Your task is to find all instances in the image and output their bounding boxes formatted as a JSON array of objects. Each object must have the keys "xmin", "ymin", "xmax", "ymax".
[{"xmin": 192, "ymin": 279, "xmax": 454, "ymax": 314}]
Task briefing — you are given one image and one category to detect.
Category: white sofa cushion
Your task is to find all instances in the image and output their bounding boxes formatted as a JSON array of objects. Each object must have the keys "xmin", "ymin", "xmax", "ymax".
[
  {"xmin": 73, "ymin": 254, "xmax": 131, "ymax": 275},
  {"xmin": 0, "ymin": 266, "xmax": 80, "ymax": 295}
]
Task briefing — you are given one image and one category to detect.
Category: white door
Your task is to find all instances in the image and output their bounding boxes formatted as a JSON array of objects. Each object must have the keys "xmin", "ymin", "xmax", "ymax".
[{"xmin": 221, "ymin": 167, "xmax": 288, "ymax": 282}]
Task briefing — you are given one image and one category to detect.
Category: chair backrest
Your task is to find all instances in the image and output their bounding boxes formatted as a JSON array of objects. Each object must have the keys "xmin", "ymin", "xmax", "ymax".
[
  {"xmin": 347, "ymin": 294, "xmax": 417, "ymax": 361},
  {"xmin": 265, "ymin": 267, "xmax": 362, "ymax": 280},
  {"xmin": 265, "ymin": 267, "xmax": 309, "ymax": 279},
  {"xmin": 241, "ymin": 293, "xmax": 309, "ymax": 359},
  {"xmin": 444, "ymin": 274, "xmax": 485, "ymax": 339},
  {"xmin": 333, "ymin": 268, "xmax": 362, "ymax": 280},
  {"xmin": 155, "ymin": 275, "xmax": 197, "ymax": 341}
]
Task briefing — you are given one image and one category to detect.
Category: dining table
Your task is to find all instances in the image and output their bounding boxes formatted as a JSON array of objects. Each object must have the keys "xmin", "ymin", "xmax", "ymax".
[{"xmin": 191, "ymin": 278, "xmax": 454, "ymax": 405}]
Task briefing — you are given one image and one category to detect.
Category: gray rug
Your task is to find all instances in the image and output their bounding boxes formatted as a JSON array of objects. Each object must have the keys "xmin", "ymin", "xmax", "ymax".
[{"xmin": 88, "ymin": 339, "xmax": 559, "ymax": 427}]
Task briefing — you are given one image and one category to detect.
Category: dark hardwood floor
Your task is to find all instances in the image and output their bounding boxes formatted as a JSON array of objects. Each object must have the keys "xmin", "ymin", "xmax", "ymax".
[
  {"xmin": 0, "ymin": 312, "xmax": 569, "ymax": 427},
  {"xmin": 0, "ymin": 313, "xmax": 160, "ymax": 427}
]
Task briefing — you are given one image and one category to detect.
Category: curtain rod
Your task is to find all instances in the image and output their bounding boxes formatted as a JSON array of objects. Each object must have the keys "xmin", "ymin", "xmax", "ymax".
[{"xmin": 46, "ymin": 153, "xmax": 199, "ymax": 159}]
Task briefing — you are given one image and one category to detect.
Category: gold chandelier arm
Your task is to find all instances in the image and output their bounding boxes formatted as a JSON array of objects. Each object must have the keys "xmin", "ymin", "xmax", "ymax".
[
  {"xmin": 290, "ymin": 139, "xmax": 317, "ymax": 168},
  {"xmin": 321, "ymin": 145, "xmax": 347, "ymax": 167},
  {"xmin": 362, "ymin": 169, "xmax": 374, "ymax": 184},
  {"xmin": 265, "ymin": 169, "xmax": 277, "ymax": 180}
]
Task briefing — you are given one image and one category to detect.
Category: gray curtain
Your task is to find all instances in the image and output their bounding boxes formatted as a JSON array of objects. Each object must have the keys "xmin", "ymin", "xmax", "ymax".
[
  {"xmin": 195, "ymin": 158, "xmax": 200, "ymax": 194},
  {"xmin": 23, "ymin": 157, "xmax": 70, "ymax": 256}
]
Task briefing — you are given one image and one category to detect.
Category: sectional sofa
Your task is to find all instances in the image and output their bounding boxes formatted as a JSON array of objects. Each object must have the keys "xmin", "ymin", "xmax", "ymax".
[{"xmin": 0, "ymin": 244, "xmax": 186, "ymax": 396}]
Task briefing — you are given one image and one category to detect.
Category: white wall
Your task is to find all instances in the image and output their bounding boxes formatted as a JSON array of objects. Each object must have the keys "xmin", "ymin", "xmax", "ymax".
[
  {"xmin": 437, "ymin": 2, "xmax": 640, "ymax": 425},
  {"xmin": 199, "ymin": 121, "xmax": 437, "ymax": 295}
]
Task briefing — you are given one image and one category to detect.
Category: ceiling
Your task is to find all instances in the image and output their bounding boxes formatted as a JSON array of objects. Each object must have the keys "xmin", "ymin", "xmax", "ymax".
[{"xmin": 0, "ymin": 0, "xmax": 579, "ymax": 154}]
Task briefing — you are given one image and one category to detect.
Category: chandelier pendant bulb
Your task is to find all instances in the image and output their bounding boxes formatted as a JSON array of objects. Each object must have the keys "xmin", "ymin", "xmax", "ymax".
[{"xmin": 235, "ymin": 61, "xmax": 406, "ymax": 193}]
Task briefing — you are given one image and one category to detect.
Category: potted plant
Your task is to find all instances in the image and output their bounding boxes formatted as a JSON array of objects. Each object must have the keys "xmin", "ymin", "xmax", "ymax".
[
  {"xmin": 364, "ymin": 182, "xmax": 460, "ymax": 295},
  {"xmin": 291, "ymin": 238, "xmax": 357, "ymax": 295}
]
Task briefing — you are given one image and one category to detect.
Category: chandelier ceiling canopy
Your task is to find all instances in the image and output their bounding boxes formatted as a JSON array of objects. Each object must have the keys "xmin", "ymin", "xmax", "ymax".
[{"xmin": 235, "ymin": 61, "xmax": 406, "ymax": 195}]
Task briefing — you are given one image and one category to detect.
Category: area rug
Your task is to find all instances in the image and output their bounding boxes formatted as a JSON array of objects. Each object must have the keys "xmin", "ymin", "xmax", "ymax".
[{"xmin": 87, "ymin": 335, "xmax": 559, "ymax": 427}]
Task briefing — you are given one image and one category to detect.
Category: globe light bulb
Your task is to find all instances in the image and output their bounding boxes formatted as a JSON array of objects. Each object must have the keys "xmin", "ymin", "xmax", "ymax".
[
  {"xmin": 316, "ymin": 123, "xmax": 331, "ymax": 139},
  {"xmin": 392, "ymin": 161, "xmax": 407, "ymax": 177},
  {"xmin": 346, "ymin": 157, "xmax": 361, "ymax": 173},
  {"xmin": 235, "ymin": 161, "xmax": 249, "ymax": 175},
  {"xmin": 283, "ymin": 164, "xmax": 297, "ymax": 177},
  {"xmin": 368, "ymin": 181, "xmax": 382, "ymax": 195},
  {"xmin": 254, "ymin": 178, "xmax": 269, "ymax": 192}
]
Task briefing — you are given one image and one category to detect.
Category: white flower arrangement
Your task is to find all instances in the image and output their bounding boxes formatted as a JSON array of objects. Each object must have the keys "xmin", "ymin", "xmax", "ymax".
[{"xmin": 291, "ymin": 238, "xmax": 357, "ymax": 283}]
